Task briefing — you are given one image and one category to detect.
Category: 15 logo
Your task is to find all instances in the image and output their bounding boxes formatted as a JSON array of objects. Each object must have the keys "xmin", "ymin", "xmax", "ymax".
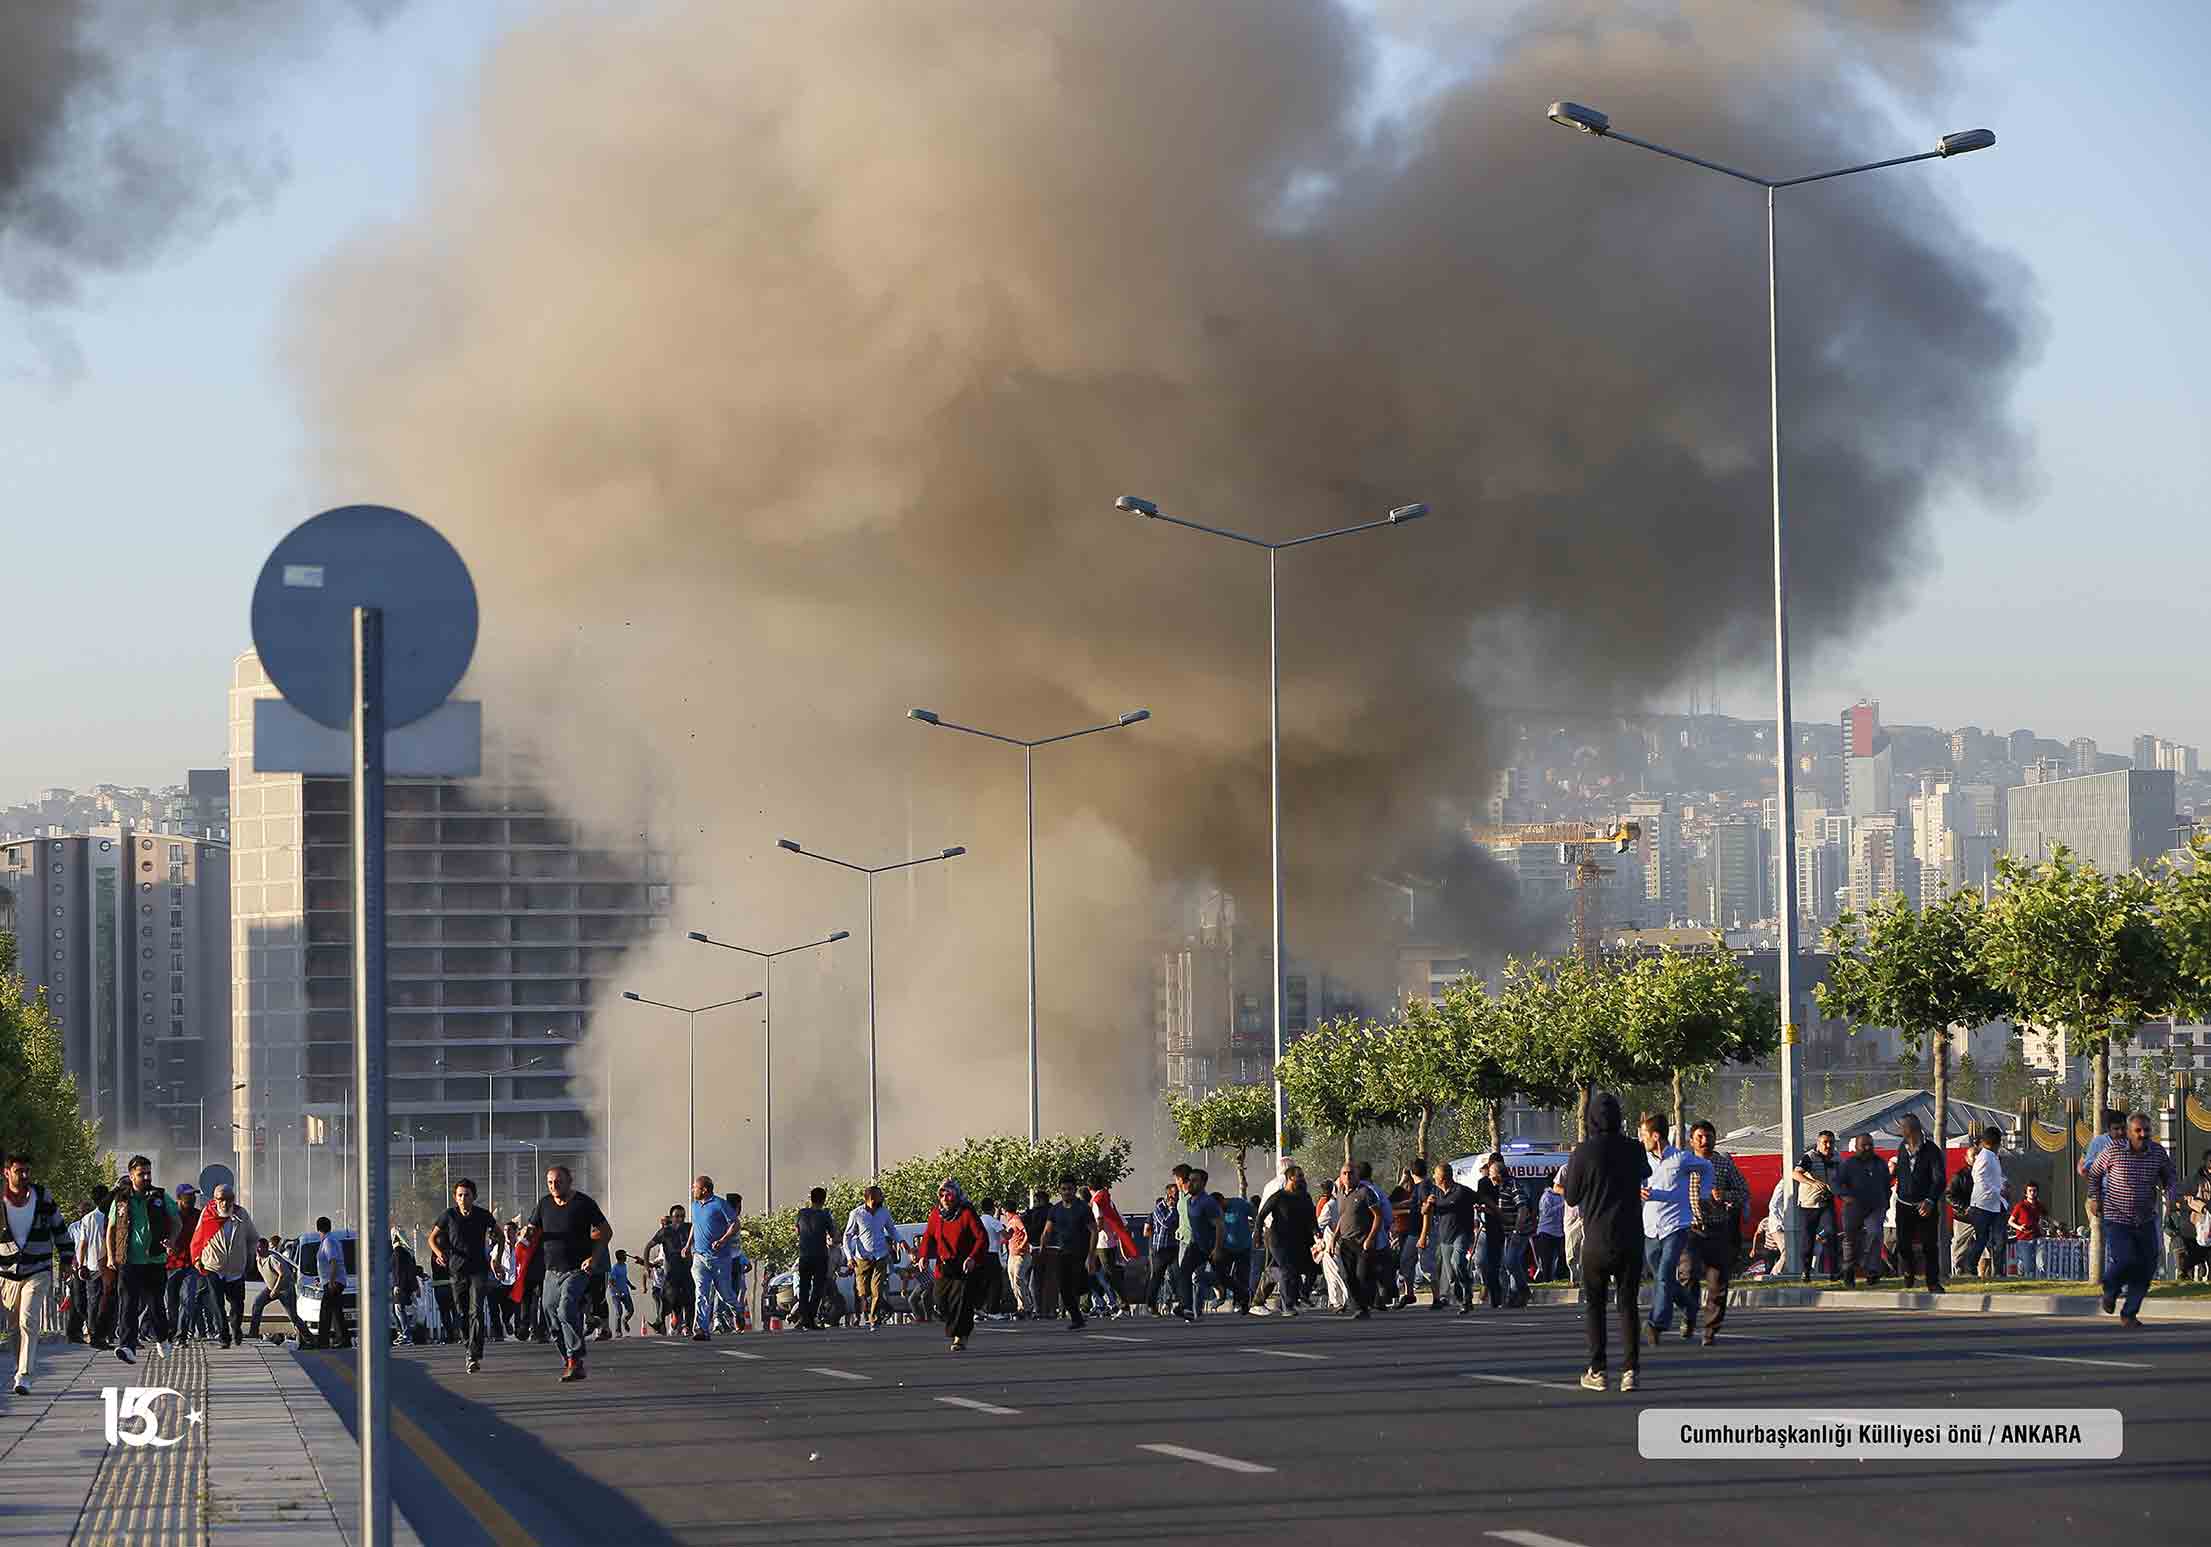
[{"xmin": 101, "ymin": 1387, "xmax": 194, "ymax": 1449}]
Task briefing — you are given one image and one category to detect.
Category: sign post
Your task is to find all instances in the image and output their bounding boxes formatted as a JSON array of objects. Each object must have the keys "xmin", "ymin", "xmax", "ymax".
[{"xmin": 252, "ymin": 506, "xmax": 478, "ymax": 1547}]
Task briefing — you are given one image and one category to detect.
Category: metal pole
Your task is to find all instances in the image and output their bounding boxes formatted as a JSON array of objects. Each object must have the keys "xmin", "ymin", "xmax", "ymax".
[
  {"xmin": 197, "ymin": 1098, "xmax": 206, "ymax": 1184},
  {"xmin": 1025, "ymin": 744, "xmax": 1039, "ymax": 1143},
  {"xmin": 867, "ymin": 876, "xmax": 879, "ymax": 1178},
  {"xmin": 687, "ymin": 1008, "xmax": 697, "ymax": 1184},
  {"xmin": 1764, "ymin": 188, "xmax": 1808, "ymax": 1276},
  {"xmin": 485, "ymin": 1073, "xmax": 494, "ymax": 1214},
  {"xmin": 763, "ymin": 957, "xmax": 774, "ymax": 1212},
  {"xmin": 1268, "ymin": 546, "xmax": 1287, "ymax": 1164},
  {"xmin": 351, "ymin": 604, "xmax": 392, "ymax": 1547},
  {"xmin": 604, "ymin": 1031, "xmax": 614, "ymax": 1230}
]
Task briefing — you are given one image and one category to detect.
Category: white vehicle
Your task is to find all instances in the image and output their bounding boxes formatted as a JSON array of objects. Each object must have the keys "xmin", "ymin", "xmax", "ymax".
[
  {"xmin": 293, "ymin": 1230, "xmax": 359, "ymax": 1334},
  {"xmin": 1450, "ymin": 1141, "xmax": 1573, "ymax": 1209},
  {"xmin": 766, "ymin": 1222, "xmax": 930, "ymax": 1323}
]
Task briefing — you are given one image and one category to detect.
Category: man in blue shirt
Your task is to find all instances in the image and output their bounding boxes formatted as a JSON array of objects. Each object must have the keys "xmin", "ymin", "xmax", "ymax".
[
  {"xmin": 1217, "ymin": 1191, "xmax": 1255, "ymax": 1313},
  {"xmin": 1638, "ymin": 1113, "xmax": 1711, "ymax": 1349},
  {"xmin": 1171, "ymin": 1169, "xmax": 1224, "ymax": 1322},
  {"xmin": 687, "ymin": 1174, "xmax": 742, "ymax": 1342}
]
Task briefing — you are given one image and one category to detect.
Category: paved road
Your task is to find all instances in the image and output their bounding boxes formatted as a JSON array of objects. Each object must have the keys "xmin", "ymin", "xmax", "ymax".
[{"xmin": 317, "ymin": 1305, "xmax": 2210, "ymax": 1546}]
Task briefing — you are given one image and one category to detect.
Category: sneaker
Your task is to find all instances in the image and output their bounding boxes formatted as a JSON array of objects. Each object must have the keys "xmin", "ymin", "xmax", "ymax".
[
  {"xmin": 1643, "ymin": 1324, "xmax": 1663, "ymax": 1348},
  {"xmin": 1680, "ymin": 1324, "xmax": 1694, "ymax": 1342},
  {"xmin": 1580, "ymin": 1370, "xmax": 1606, "ymax": 1391},
  {"xmin": 157, "ymin": 1342, "xmax": 174, "ymax": 1360},
  {"xmin": 466, "ymin": 1358, "xmax": 481, "ymax": 1374},
  {"xmin": 558, "ymin": 1358, "xmax": 582, "ymax": 1382},
  {"xmin": 1700, "ymin": 1331, "xmax": 1716, "ymax": 1346},
  {"xmin": 1621, "ymin": 1370, "xmax": 1640, "ymax": 1392},
  {"xmin": 593, "ymin": 1329, "xmax": 611, "ymax": 1343},
  {"xmin": 692, "ymin": 1331, "xmax": 711, "ymax": 1342},
  {"xmin": 115, "ymin": 1346, "xmax": 136, "ymax": 1365},
  {"xmin": 950, "ymin": 1336, "xmax": 967, "ymax": 1352},
  {"xmin": 12, "ymin": 1378, "xmax": 29, "ymax": 1396}
]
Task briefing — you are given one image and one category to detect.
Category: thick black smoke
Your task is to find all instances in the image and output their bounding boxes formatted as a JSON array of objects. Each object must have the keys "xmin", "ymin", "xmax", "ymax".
[
  {"xmin": 283, "ymin": 0, "xmax": 2036, "ymax": 1210},
  {"xmin": 1, "ymin": 0, "xmax": 403, "ymax": 361}
]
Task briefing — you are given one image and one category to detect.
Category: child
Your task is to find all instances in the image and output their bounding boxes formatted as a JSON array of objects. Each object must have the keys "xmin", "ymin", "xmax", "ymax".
[{"xmin": 610, "ymin": 1249, "xmax": 636, "ymax": 1337}]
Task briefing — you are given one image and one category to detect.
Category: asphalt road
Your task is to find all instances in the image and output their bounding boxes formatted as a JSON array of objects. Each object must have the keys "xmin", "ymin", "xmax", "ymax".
[{"xmin": 309, "ymin": 1302, "xmax": 2211, "ymax": 1547}]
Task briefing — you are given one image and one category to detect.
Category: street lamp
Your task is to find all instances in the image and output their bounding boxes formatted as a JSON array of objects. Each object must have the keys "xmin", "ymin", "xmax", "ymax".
[
  {"xmin": 1544, "ymin": 100, "xmax": 1992, "ymax": 1268},
  {"xmin": 776, "ymin": 839, "xmax": 967, "ymax": 1176},
  {"xmin": 619, "ymin": 991, "xmax": 762, "ymax": 1181},
  {"xmin": 906, "ymin": 706, "xmax": 1150, "ymax": 1141},
  {"xmin": 1112, "ymin": 494, "xmax": 1430, "ymax": 1164},
  {"xmin": 438, "ymin": 1052, "xmax": 553, "ymax": 1208},
  {"xmin": 685, "ymin": 930, "xmax": 849, "ymax": 1210}
]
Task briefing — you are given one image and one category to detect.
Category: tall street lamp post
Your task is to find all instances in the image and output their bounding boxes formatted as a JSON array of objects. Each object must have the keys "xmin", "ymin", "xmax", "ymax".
[
  {"xmin": 775, "ymin": 840, "xmax": 967, "ymax": 1176},
  {"xmin": 685, "ymin": 930, "xmax": 849, "ymax": 1211},
  {"xmin": 1113, "ymin": 495, "xmax": 1430, "ymax": 1165},
  {"xmin": 905, "ymin": 708, "xmax": 1150, "ymax": 1143},
  {"xmin": 618, "ymin": 992, "xmax": 762, "ymax": 1182},
  {"xmin": 1544, "ymin": 100, "xmax": 1994, "ymax": 1267}
]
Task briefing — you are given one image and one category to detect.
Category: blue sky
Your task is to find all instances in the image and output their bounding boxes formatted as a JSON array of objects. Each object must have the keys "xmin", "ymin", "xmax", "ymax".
[{"xmin": 2, "ymin": 1, "xmax": 2205, "ymax": 802}]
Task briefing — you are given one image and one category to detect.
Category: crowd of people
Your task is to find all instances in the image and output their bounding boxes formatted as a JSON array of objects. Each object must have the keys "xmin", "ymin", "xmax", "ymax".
[{"xmin": 4, "ymin": 1107, "xmax": 2203, "ymax": 1396}]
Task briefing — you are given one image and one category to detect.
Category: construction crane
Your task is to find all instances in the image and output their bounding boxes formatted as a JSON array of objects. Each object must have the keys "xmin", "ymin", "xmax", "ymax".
[{"xmin": 1465, "ymin": 820, "xmax": 1640, "ymax": 970}]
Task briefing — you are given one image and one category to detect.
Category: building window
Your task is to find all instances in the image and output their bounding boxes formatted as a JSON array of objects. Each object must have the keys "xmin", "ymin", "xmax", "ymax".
[
  {"xmin": 170, "ymin": 974, "xmax": 184, "ymax": 994},
  {"xmin": 171, "ymin": 997, "xmax": 185, "ymax": 1015},
  {"xmin": 171, "ymin": 953, "xmax": 184, "ymax": 972},
  {"xmin": 170, "ymin": 1018, "xmax": 185, "ymax": 1037},
  {"xmin": 170, "ymin": 912, "xmax": 183, "ymax": 928},
  {"xmin": 170, "ymin": 845, "xmax": 183, "ymax": 862}
]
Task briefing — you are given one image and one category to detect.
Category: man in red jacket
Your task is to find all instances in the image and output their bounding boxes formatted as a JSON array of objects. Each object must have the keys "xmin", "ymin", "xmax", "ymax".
[
  {"xmin": 2007, "ymin": 1182, "xmax": 2046, "ymax": 1279},
  {"xmin": 914, "ymin": 1180, "xmax": 990, "ymax": 1351}
]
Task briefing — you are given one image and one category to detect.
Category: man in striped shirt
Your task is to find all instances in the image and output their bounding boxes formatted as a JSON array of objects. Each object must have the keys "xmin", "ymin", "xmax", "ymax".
[
  {"xmin": 2086, "ymin": 1111, "xmax": 2178, "ymax": 1327},
  {"xmin": 1, "ymin": 1152, "xmax": 75, "ymax": 1395}
]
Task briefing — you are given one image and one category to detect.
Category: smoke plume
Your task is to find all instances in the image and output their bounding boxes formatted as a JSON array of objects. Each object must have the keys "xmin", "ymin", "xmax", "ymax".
[
  {"xmin": 284, "ymin": 0, "xmax": 2036, "ymax": 1226},
  {"xmin": 1, "ymin": 0, "xmax": 403, "ymax": 370}
]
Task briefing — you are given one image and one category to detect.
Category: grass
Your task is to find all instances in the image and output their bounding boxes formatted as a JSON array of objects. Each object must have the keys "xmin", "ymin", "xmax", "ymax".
[{"xmin": 1808, "ymin": 1277, "xmax": 2211, "ymax": 1299}]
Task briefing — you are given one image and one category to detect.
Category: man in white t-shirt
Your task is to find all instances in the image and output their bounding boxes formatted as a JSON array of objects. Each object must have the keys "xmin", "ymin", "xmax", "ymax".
[{"xmin": 1964, "ymin": 1127, "xmax": 2009, "ymax": 1279}]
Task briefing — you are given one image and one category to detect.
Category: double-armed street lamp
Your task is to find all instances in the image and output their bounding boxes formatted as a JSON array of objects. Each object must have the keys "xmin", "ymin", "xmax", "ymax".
[
  {"xmin": 684, "ymin": 930, "xmax": 849, "ymax": 1211},
  {"xmin": 906, "ymin": 707, "xmax": 1150, "ymax": 1142},
  {"xmin": 775, "ymin": 839, "xmax": 966, "ymax": 1176},
  {"xmin": 618, "ymin": 991, "xmax": 762, "ymax": 1182},
  {"xmin": 1113, "ymin": 495, "xmax": 1429, "ymax": 1166},
  {"xmin": 1543, "ymin": 99, "xmax": 1993, "ymax": 1266}
]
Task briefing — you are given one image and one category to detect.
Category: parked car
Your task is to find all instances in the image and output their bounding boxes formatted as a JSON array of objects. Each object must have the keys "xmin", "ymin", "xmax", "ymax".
[{"xmin": 293, "ymin": 1230, "xmax": 359, "ymax": 1333}]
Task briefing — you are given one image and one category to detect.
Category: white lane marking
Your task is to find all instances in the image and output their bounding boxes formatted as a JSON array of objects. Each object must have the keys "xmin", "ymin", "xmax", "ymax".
[
  {"xmin": 1242, "ymin": 1347, "xmax": 1328, "ymax": 1361},
  {"xmin": 936, "ymin": 1395, "xmax": 1020, "ymax": 1416},
  {"xmin": 1971, "ymin": 1351, "xmax": 2152, "ymax": 1371},
  {"xmin": 717, "ymin": 1349, "xmax": 765, "ymax": 1361},
  {"xmin": 806, "ymin": 1366, "xmax": 871, "ymax": 1382},
  {"xmin": 1086, "ymin": 1333, "xmax": 1151, "ymax": 1343},
  {"xmin": 1137, "ymin": 1443, "xmax": 1276, "ymax": 1475},
  {"xmin": 1465, "ymin": 1372, "xmax": 1589, "ymax": 1395},
  {"xmin": 1487, "ymin": 1531, "xmax": 1595, "ymax": 1547},
  {"xmin": 1711, "ymin": 1332, "xmax": 1782, "ymax": 1341}
]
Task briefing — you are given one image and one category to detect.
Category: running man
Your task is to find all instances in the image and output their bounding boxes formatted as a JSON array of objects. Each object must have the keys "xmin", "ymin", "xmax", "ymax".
[
  {"xmin": 528, "ymin": 1166, "xmax": 611, "ymax": 1381},
  {"xmin": 1686, "ymin": 1120, "xmax": 1746, "ymax": 1345},
  {"xmin": 430, "ymin": 1179, "xmax": 500, "ymax": 1373},
  {"xmin": 2087, "ymin": 1111, "xmax": 2178, "ymax": 1328},
  {"xmin": 103, "ymin": 1156, "xmax": 179, "ymax": 1365},
  {"xmin": 687, "ymin": 1176, "xmax": 743, "ymax": 1341},
  {"xmin": 1037, "ymin": 1176, "xmax": 1097, "ymax": 1330},
  {"xmin": 0, "ymin": 1152, "xmax": 73, "ymax": 1394},
  {"xmin": 844, "ymin": 1186, "xmax": 899, "ymax": 1327},
  {"xmin": 1563, "ymin": 1094, "xmax": 1649, "ymax": 1392},
  {"xmin": 1638, "ymin": 1113, "xmax": 1709, "ymax": 1346}
]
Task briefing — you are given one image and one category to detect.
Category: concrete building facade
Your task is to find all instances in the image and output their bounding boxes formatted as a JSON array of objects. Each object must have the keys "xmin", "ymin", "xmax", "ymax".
[{"xmin": 2003, "ymin": 768, "xmax": 2177, "ymax": 876}]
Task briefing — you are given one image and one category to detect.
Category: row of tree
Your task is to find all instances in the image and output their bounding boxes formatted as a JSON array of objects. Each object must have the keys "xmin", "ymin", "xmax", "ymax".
[
  {"xmin": 0, "ymin": 931, "xmax": 106, "ymax": 1207},
  {"xmin": 1818, "ymin": 841, "xmax": 2211, "ymax": 1274}
]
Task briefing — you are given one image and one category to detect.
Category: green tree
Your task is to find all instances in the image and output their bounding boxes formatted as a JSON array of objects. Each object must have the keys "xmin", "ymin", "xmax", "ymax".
[
  {"xmin": 1166, "ymin": 1083, "xmax": 1303, "ymax": 1196},
  {"xmin": 1494, "ymin": 954, "xmax": 1637, "ymax": 1135},
  {"xmin": 1956, "ymin": 1051, "xmax": 1982, "ymax": 1105},
  {"xmin": 2160, "ymin": 836, "xmax": 2211, "ymax": 1021},
  {"xmin": 1276, "ymin": 1016, "xmax": 1412, "ymax": 1168},
  {"xmin": 1819, "ymin": 889, "xmax": 2016, "ymax": 1261},
  {"xmin": 0, "ymin": 931, "xmax": 106, "ymax": 1207},
  {"xmin": 1614, "ymin": 949, "xmax": 1780, "ymax": 1139},
  {"xmin": 1972, "ymin": 847, "xmax": 2175, "ymax": 1278}
]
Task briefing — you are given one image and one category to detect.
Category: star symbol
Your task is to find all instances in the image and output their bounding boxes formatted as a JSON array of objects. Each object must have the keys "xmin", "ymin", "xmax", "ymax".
[{"xmin": 185, "ymin": 1408, "xmax": 205, "ymax": 1427}]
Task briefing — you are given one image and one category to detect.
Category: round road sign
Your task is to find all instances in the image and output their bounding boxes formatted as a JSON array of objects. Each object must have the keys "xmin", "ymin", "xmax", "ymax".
[{"xmin": 250, "ymin": 505, "xmax": 478, "ymax": 731}]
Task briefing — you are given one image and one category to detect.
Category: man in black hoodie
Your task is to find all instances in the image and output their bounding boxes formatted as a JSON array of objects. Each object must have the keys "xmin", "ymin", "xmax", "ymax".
[{"xmin": 1562, "ymin": 1093, "xmax": 1651, "ymax": 1392}]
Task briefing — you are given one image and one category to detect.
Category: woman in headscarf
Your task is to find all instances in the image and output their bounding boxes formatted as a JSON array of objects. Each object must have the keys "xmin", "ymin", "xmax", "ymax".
[{"xmin": 914, "ymin": 1180, "xmax": 991, "ymax": 1351}]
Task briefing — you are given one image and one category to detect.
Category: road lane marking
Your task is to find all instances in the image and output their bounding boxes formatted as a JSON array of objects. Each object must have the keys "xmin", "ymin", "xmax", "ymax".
[
  {"xmin": 1487, "ymin": 1531, "xmax": 1594, "ymax": 1547},
  {"xmin": 1711, "ymin": 1332, "xmax": 1781, "ymax": 1341},
  {"xmin": 1242, "ymin": 1347, "xmax": 1327, "ymax": 1360},
  {"xmin": 1086, "ymin": 1333, "xmax": 1150, "ymax": 1343},
  {"xmin": 1137, "ymin": 1443, "xmax": 1275, "ymax": 1475},
  {"xmin": 936, "ymin": 1395, "xmax": 1020, "ymax": 1415},
  {"xmin": 1465, "ymin": 1372, "xmax": 1588, "ymax": 1394},
  {"xmin": 806, "ymin": 1366, "xmax": 871, "ymax": 1382},
  {"xmin": 718, "ymin": 1349, "xmax": 765, "ymax": 1361},
  {"xmin": 322, "ymin": 1342, "xmax": 535, "ymax": 1547},
  {"xmin": 1971, "ymin": 1351, "xmax": 2152, "ymax": 1371}
]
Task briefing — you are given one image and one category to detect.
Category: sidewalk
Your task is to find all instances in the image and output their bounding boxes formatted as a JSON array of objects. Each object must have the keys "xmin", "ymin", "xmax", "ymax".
[
  {"xmin": 0, "ymin": 1335, "xmax": 419, "ymax": 1546},
  {"xmin": 1522, "ymin": 1282, "xmax": 2211, "ymax": 1320}
]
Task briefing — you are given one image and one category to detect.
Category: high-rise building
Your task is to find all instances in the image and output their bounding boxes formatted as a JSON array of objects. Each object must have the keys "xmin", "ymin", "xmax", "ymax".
[
  {"xmin": 2005, "ymin": 768, "xmax": 2178, "ymax": 876},
  {"xmin": 1844, "ymin": 813, "xmax": 1913, "ymax": 913},
  {"xmin": 2069, "ymin": 737, "xmax": 2100, "ymax": 776},
  {"xmin": 1707, "ymin": 819, "xmax": 1759, "ymax": 929},
  {"xmin": 2009, "ymin": 728, "xmax": 2038, "ymax": 766},
  {"xmin": 1624, "ymin": 794, "xmax": 1682, "ymax": 926},
  {"xmin": 2133, "ymin": 734, "xmax": 2200, "ymax": 779},
  {"xmin": 1840, "ymin": 699, "xmax": 1892, "ymax": 818},
  {"xmin": 227, "ymin": 651, "xmax": 668, "ymax": 1221},
  {"xmin": 1, "ymin": 829, "xmax": 230, "ymax": 1166}
]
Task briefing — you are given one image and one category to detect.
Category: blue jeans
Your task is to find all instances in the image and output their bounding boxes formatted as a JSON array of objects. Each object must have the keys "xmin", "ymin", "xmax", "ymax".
[
  {"xmin": 1645, "ymin": 1228, "xmax": 1700, "ymax": 1332},
  {"xmin": 2103, "ymin": 1218, "xmax": 2160, "ymax": 1317},
  {"xmin": 1499, "ymin": 1233, "xmax": 1529, "ymax": 1304},
  {"xmin": 693, "ymin": 1254, "xmax": 740, "ymax": 1330},
  {"xmin": 540, "ymin": 1267, "xmax": 590, "ymax": 1359},
  {"xmin": 1967, "ymin": 1208, "xmax": 2008, "ymax": 1277},
  {"xmin": 1437, "ymin": 1236, "xmax": 1475, "ymax": 1308},
  {"xmin": 2011, "ymin": 1238, "xmax": 2040, "ymax": 1278}
]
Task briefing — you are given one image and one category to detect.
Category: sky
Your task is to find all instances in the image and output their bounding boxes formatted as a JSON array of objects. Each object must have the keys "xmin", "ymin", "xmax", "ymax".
[{"xmin": 1, "ymin": 0, "xmax": 2206, "ymax": 803}]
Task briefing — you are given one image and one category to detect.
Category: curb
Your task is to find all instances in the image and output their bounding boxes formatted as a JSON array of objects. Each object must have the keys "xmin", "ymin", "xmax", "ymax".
[{"xmin": 1521, "ymin": 1283, "xmax": 2211, "ymax": 1320}]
